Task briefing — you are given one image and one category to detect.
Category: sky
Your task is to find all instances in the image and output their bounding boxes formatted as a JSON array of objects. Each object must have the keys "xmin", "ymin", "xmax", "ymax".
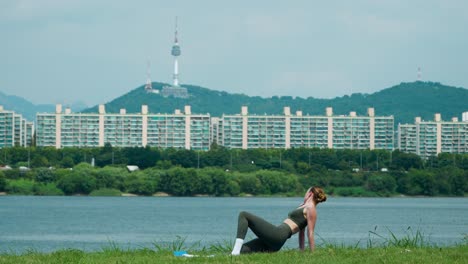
[{"xmin": 1, "ymin": 0, "xmax": 468, "ymax": 106}]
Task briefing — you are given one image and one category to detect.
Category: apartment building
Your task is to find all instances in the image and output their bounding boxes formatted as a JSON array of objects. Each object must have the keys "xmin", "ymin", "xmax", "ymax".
[
  {"xmin": 0, "ymin": 106, "xmax": 33, "ymax": 147},
  {"xmin": 217, "ymin": 106, "xmax": 394, "ymax": 150},
  {"xmin": 36, "ymin": 105, "xmax": 210, "ymax": 150},
  {"xmin": 398, "ymin": 113, "xmax": 468, "ymax": 158}
]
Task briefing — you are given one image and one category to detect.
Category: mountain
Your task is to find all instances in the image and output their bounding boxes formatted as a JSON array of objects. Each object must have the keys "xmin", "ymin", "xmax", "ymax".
[
  {"xmin": 2, "ymin": 81, "xmax": 466, "ymax": 125},
  {"xmin": 0, "ymin": 91, "xmax": 87, "ymax": 122},
  {"xmin": 83, "ymin": 81, "xmax": 468, "ymax": 125}
]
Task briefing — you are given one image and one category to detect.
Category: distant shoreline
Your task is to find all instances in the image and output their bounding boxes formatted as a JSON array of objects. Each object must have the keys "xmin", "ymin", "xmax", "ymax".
[{"xmin": 0, "ymin": 192, "xmax": 465, "ymax": 198}]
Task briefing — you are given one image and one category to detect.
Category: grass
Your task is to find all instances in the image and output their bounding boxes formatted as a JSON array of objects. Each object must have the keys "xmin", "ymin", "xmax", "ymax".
[
  {"xmin": 1, "ymin": 231, "xmax": 467, "ymax": 264},
  {"xmin": 0, "ymin": 246, "xmax": 466, "ymax": 264}
]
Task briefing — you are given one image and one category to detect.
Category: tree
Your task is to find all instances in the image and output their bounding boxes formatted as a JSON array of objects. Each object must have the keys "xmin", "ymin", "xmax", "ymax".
[
  {"xmin": 208, "ymin": 168, "xmax": 229, "ymax": 196},
  {"xmin": 366, "ymin": 173, "xmax": 396, "ymax": 195},
  {"xmin": 238, "ymin": 173, "xmax": 261, "ymax": 195},
  {"xmin": 406, "ymin": 169, "xmax": 436, "ymax": 196},
  {"xmin": 56, "ymin": 164, "xmax": 97, "ymax": 194},
  {"xmin": 124, "ymin": 171, "xmax": 156, "ymax": 195},
  {"xmin": 0, "ymin": 172, "xmax": 6, "ymax": 191},
  {"xmin": 61, "ymin": 156, "xmax": 75, "ymax": 168},
  {"xmin": 123, "ymin": 146, "xmax": 160, "ymax": 169},
  {"xmin": 391, "ymin": 150, "xmax": 423, "ymax": 170},
  {"xmin": 95, "ymin": 166, "xmax": 128, "ymax": 190},
  {"xmin": 31, "ymin": 156, "xmax": 49, "ymax": 168},
  {"xmin": 96, "ymin": 143, "xmax": 114, "ymax": 167},
  {"xmin": 158, "ymin": 167, "xmax": 196, "ymax": 196},
  {"xmin": 168, "ymin": 150, "xmax": 197, "ymax": 168},
  {"xmin": 295, "ymin": 161, "xmax": 310, "ymax": 175},
  {"xmin": 202, "ymin": 145, "xmax": 229, "ymax": 167},
  {"xmin": 35, "ymin": 168, "xmax": 56, "ymax": 183}
]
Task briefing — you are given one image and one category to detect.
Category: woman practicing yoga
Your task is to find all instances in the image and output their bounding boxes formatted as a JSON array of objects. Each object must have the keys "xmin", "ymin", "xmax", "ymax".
[{"xmin": 231, "ymin": 187, "xmax": 327, "ymax": 255}]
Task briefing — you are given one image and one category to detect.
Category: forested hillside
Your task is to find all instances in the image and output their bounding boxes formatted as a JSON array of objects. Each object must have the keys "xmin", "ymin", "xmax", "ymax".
[{"xmin": 83, "ymin": 81, "xmax": 468, "ymax": 125}]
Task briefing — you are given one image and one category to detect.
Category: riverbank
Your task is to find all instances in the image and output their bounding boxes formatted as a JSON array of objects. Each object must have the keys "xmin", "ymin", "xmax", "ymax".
[
  {"xmin": 1, "ymin": 245, "xmax": 466, "ymax": 264},
  {"xmin": 0, "ymin": 190, "xmax": 465, "ymax": 198}
]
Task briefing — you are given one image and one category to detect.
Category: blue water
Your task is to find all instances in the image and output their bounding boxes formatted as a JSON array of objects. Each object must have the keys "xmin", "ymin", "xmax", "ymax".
[{"xmin": 0, "ymin": 196, "xmax": 466, "ymax": 253}]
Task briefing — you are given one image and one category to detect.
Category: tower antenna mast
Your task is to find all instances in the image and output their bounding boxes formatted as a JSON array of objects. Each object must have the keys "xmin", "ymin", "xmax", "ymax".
[{"xmin": 171, "ymin": 16, "xmax": 181, "ymax": 86}]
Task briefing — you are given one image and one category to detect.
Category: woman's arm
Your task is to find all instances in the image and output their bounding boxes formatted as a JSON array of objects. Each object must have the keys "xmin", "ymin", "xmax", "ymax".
[
  {"xmin": 306, "ymin": 207, "xmax": 317, "ymax": 251},
  {"xmin": 299, "ymin": 228, "xmax": 305, "ymax": 250}
]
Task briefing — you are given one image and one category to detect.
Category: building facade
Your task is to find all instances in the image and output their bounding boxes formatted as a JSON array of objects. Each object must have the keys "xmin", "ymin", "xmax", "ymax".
[
  {"xmin": 0, "ymin": 106, "xmax": 34, "ymax": 147},
  {"xmin": 36, "ymin": 105, "xmax": 210, "ymax": 150},
  {"xmin": 216, "ymin": 106, "xmax": 394, "ymax": 150},
  {"xmin": 398, "ymin": 113, "xmax": 468, "ymax": 158}
]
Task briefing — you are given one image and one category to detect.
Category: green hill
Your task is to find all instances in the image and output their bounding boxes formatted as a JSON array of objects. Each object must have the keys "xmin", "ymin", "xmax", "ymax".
[{"xmin": 82, "ymin": 81, "xmax": 468, "ymax": 125}]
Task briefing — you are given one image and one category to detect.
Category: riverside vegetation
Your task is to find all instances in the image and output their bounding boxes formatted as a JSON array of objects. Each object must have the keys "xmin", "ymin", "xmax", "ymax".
[{"xmin": 0, "ymin": 145, "xmax": 466, "ymax": 197}]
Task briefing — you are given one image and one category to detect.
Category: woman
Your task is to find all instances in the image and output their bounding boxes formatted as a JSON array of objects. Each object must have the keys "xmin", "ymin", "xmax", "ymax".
[{"xmin": 231, "ymin": 187, "xmax": 327, "ymax": 255}]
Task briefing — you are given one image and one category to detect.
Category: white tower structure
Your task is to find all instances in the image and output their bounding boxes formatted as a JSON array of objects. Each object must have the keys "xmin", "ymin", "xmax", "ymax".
[
  {"xmin": 417, "ymin": 67, "xmax": 422, "ymax": 81},
  {"xmin": 161, "ymin": 17, "xmax": 188, "ymax": 98},
  {"xmin": 171, "ymin": 17, "xmax": 181, "ymax": 87}
]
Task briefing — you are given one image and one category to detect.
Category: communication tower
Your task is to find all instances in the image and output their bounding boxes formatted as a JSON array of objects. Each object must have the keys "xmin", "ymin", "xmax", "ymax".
[
  {"xmin": 144, "ymin": 60, "xmax": 159, "ymax": 94},
  {"xmin": 171, "ymin": 17, "xmax": 181, "ymax": 86},
  {"xmin": 161, "ymin": 17, "xmax": 188, "ymax": 98}
]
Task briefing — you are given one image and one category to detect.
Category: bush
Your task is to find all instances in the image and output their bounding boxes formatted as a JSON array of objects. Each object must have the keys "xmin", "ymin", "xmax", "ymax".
[
  {"xmin": 4, "ymin": 169, "xmax": 20, "ymax": 179},
  {"xmin": 6, "ymin": 179, "xmax": 35, "ymax": 195},
  {"xmin": 366, "ymin": 173, "xmax": 396, "ymax": 195},
  {"xmin": 35, "ymin": 168, "xmax": 56, "ymax": 183},
  {"xmin": 33, "ymin": 183, "xmax": 64, "ymax": 196},
  {"xmin": 57, "ymin": 171, "xmax": 97, "ymax": 195},
  {"xmin": 124, "ymin": 172, "xmax": 156, "ymax": 195},
  {"xmin": 89, "ymin": 188, "xmax": 122, "ymax": 196}
]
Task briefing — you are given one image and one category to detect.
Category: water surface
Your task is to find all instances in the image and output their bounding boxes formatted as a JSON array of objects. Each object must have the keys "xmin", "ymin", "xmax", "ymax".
[{"xmin": 0, "ymin": 196, "xmax": 466, "ymax": 253}]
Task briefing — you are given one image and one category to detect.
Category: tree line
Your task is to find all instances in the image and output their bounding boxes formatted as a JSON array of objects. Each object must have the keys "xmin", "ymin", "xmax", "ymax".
[{"xmin": 0, "ymin": 144, "xmax": 466, "ymax": 197}]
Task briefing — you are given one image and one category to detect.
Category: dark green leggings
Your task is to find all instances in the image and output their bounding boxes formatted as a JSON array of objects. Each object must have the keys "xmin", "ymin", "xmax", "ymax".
[{"xmin": 236, "ymin": 211, "xmax": 292, "ymax": 253}]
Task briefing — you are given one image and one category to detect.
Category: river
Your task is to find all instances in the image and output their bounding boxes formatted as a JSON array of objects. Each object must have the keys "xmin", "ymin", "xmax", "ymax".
[{"xmin": 0, "ymin": 196, "xmax": 466, "ymax": 253}]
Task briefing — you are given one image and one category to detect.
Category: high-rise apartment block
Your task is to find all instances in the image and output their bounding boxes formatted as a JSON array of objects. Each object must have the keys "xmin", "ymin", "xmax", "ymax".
[
  {"xmin": 398, "ymin": 113, "xmax": 468, "ymax": 158},
  {"xmin": 35, "ymin": 105, "xmax": 394, "ymax": 151},
  {"xmin": 14, "ymin": 105, "xmax": 468, "ymax": 157},
  {"xmin": 216, "ymin": 107, "xmax": 394, "ymax": 150},
  {"xmin": 36, "ymin": 105, "xmax": 210, "ymax": 150},
  {"xmin": 0, "ymin": 106, "xmax": 34, "ymax": 147}
]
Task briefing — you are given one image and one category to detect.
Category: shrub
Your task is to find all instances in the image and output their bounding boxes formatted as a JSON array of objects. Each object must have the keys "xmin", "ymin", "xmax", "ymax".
[
  {"xmin": 35, "ymin": 168, "xmax": 56, "ymax": 183},
  {"xmin": 6, "ymin": 179, "xmax": 35, "ymax": 195},
  {"xmin": 33, "ymin": 183, "xmax": 64, "ymax": 196},
  {"xmin": 57, "ymin": 171, "xmax": 97, "ymax": 195}
]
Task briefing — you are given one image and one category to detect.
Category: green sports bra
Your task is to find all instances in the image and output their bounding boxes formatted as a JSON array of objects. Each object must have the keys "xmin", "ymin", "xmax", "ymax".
[{"xmin": 288, "ymin": 207, "xmax": 307, "ymax": 230}]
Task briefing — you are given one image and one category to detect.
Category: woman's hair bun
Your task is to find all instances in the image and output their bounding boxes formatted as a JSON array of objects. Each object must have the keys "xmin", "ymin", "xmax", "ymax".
[{"xmin": 311, "ymin": 187, "xmax": 327, "ymax": 203}]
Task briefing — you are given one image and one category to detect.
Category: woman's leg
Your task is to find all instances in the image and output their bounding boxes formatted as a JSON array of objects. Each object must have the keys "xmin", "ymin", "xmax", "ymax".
[
  {"xmin": 232, "ymin": 211, "xmax": 289, "ymax": 254},
  {"xmin": 240, "ymin": 238, "xmax": 270, "ymax": 254}
]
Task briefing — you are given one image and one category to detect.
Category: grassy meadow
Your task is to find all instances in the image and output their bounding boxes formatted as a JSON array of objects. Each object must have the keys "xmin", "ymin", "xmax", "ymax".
[
  {"xmin": 1, "ymin": 231, "xmax": 467, "ymax": 264},
  {"xmin": 0, "ymin": 246, "xmax": 467, "ymax": 264}
]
